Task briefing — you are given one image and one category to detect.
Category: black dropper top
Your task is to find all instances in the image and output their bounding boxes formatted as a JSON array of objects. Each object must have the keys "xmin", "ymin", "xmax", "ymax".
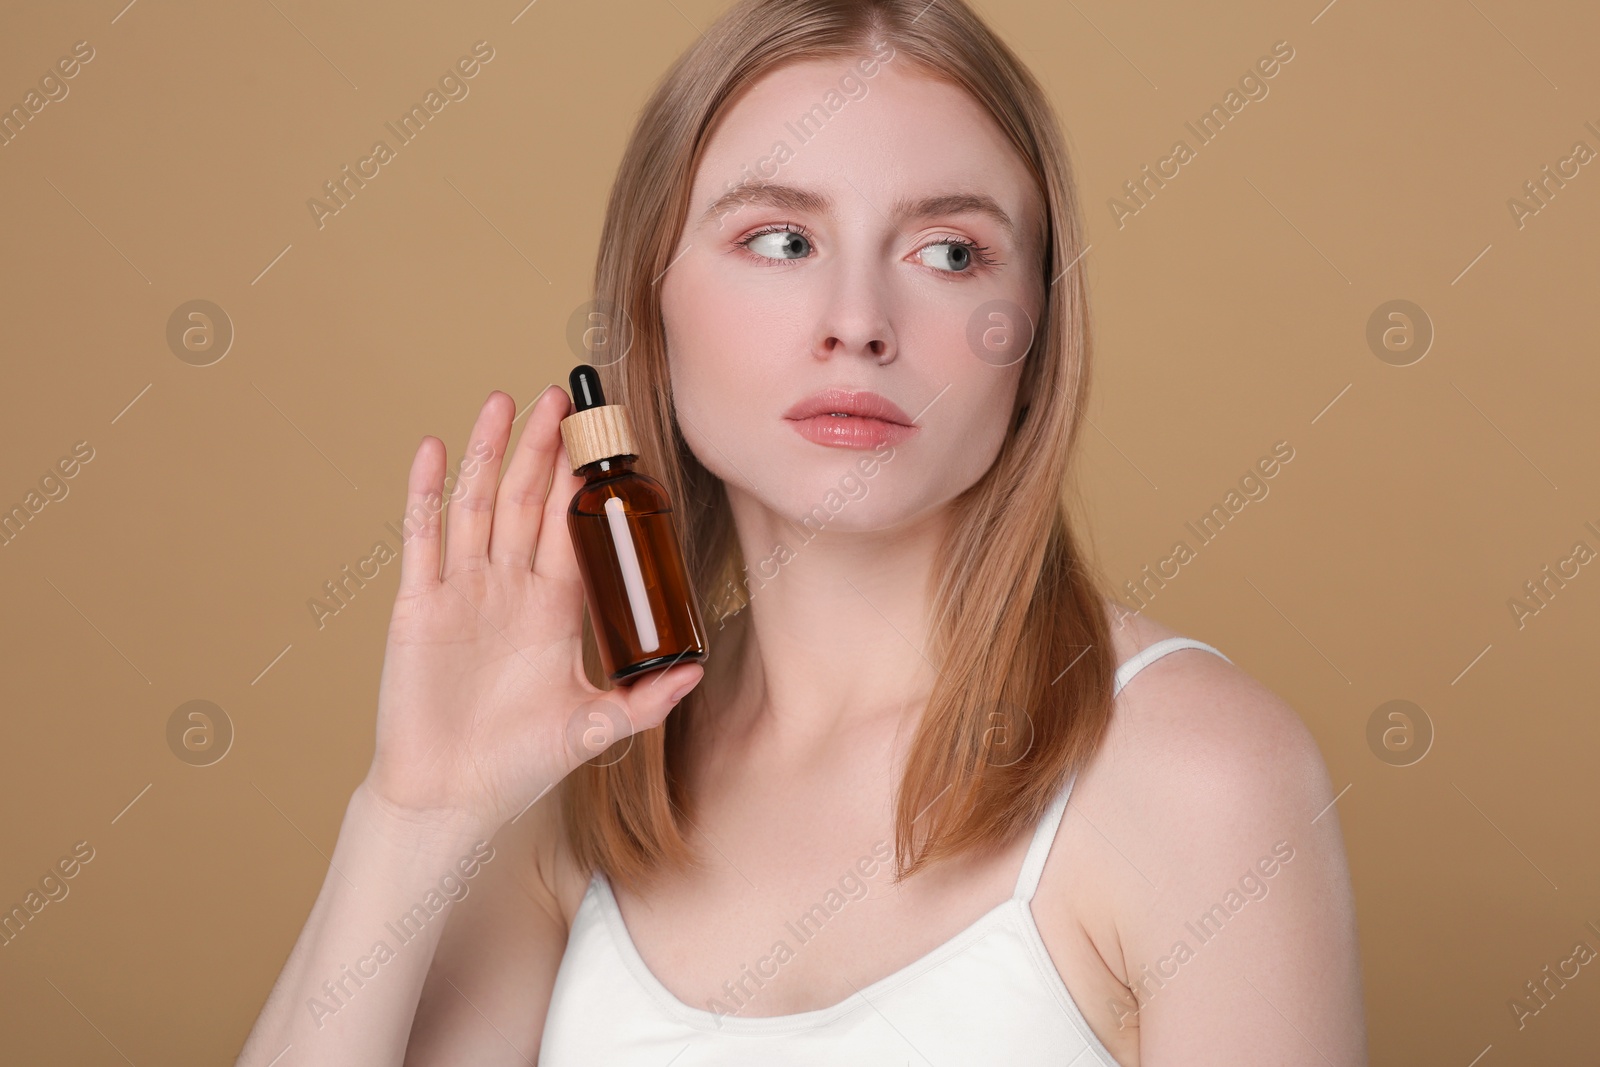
[{"xmin": 569, "ymin": 364, "xmax": 605, "ymax": 412}]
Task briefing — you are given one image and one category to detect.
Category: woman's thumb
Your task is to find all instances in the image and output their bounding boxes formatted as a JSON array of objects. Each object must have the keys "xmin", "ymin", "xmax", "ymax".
[{"xmin": 630, "ymin": 664, "xmax": 704, "ymax": 731}]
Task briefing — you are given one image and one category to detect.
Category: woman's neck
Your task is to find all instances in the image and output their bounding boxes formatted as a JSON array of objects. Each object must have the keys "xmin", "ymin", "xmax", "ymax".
[{"xmin": 700, "ymin": 496, "xmax": 950, "ymax": 758}]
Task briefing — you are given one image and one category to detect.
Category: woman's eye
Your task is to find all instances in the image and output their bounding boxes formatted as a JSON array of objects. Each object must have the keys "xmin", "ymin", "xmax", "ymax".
[
  {"xmin": 743, "ymin": 229, "xmax": 812, "ymax": 260},
  {"xmin": 918, "ymin": 240, "xmax": 982, "ymax": 272}
]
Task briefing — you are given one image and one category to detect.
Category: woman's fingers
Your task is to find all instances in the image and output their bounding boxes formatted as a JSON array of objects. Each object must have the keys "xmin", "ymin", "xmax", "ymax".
[
  {"xmin": 488, "ymin": 385, "xmax": 567, "ymax": 570},
  {"xmin": 397, "ymin": 435, "xmax": 447, "ymax": 594},
  {"xmin": 442, "ymin": 391, "xmax": 516, "ymax": 576},
  {"xmin": 532, "ymin": 437, "xmax": 587, "ymax": 587}
]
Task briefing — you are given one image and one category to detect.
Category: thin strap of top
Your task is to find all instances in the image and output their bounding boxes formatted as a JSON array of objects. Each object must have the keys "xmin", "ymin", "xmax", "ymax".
[{"xmin": 1011, "ymin": 637, "xmax": 1232, "ymax": 902}]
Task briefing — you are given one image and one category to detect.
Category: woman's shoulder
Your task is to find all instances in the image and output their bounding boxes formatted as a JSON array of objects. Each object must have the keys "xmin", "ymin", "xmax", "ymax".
[
  {"xmin": 1097, "ymin": 601, "xmax": 1327, "ymax": 799},
  {"xmin": 1078, "ymin": 601, "xmax": 1339, "ymax": 928},
  {"xmin": 1056, "ymin": 601, "xmax": 1357, "ymax": 1049}
]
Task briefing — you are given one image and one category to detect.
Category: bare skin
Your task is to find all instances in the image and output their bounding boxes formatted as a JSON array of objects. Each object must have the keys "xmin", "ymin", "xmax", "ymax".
[{"xmin": 240, "ymin": 55, "xmax": 1365, "ymax": 1067}]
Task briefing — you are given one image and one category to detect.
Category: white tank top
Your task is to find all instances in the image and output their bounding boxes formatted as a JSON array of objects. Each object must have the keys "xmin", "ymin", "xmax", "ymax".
[{"xmin": 538, "ymin": 636, "xmax": 1231, "ymax": 1065}]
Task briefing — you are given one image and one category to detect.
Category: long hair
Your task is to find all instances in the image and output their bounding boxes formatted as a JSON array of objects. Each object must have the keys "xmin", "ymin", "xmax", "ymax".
[{"xmin": 560, "ymin": 0, "xmax": 1116, "ymax": 895}]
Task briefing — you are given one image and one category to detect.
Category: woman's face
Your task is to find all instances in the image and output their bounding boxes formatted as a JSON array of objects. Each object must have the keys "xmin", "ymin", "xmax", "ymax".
[{"xmin": 661, "ymin": 54, "xmax": 1046, "ymax": 532}]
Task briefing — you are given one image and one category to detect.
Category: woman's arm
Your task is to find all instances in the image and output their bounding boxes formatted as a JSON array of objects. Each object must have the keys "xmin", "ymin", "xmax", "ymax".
[
  {"xmin": 403, "ymin": 785, "xmax": 572, "ymax": 1064},
  {"xmin": 234, "ymin": 783, "xmax": 498, "ymax": 1066}
]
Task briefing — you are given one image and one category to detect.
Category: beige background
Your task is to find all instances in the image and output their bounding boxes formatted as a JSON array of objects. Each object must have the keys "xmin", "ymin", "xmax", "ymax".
[{"xmin": 1, "ymin": 0, "xmax": 1596, "ymax": 1062}]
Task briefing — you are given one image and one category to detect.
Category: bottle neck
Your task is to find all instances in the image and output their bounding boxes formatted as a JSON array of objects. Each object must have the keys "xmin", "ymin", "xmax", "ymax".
[{"xmin": 576, "ymin": 453, "xmax": 637, "ymax": 482}]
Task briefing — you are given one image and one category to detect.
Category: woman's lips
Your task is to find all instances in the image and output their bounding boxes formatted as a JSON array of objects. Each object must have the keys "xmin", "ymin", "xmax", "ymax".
[{"xmin": 787, "ymin": 413, "xmax": 918, "ymax": 449}]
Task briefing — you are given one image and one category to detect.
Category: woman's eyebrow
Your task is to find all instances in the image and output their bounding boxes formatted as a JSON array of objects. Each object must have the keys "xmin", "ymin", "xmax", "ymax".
[{"xmin": 702, "ymin": 180, "xmax": 1015, "ymax": 237}]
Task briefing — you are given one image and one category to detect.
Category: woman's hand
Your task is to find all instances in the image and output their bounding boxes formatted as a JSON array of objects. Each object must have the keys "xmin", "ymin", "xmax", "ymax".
[{"xmin": 362, "ymin": 387, "xmax": 704, "ymax": 832}]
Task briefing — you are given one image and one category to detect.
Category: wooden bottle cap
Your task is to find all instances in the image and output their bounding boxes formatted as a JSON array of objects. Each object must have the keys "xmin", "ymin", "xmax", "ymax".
[{"xmin": 560, "ymin": 403, "xmax": 639, "ymax": 471}]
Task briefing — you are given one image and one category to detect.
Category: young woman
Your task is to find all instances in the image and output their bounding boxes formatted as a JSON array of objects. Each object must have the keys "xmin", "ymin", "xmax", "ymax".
[{"xmin": 238, "ymin": 1, "xmax": 1365, "ymax": 1063}]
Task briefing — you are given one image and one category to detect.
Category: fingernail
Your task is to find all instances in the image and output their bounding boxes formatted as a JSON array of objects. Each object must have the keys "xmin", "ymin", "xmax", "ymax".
[{"xmin": 669, "ymin": 677, "xmax": 700, "ymax": 703}]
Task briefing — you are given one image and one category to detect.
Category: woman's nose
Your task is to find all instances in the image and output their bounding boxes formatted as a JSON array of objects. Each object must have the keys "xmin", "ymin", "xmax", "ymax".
[{"xmin": 812, "ymin": 256, "xmax": 898, "ymax": 365}]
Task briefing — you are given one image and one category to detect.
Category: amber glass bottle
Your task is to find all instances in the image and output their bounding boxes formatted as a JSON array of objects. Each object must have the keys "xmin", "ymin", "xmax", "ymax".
[{"xmin": 559, "ymin": 364, "xmax": 708, "ymax": 684}]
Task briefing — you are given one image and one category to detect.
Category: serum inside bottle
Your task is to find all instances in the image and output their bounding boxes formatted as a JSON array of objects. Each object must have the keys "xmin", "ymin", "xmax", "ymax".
[{"xmin": 560, "ymin": 364, "xmax": 709, "ymax": 685}]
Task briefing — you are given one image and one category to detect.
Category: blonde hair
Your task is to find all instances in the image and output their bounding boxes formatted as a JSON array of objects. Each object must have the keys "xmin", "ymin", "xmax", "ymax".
[{"xmin": 561, "ymin": 0, "xmax": 1116, "ymax": 894}]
